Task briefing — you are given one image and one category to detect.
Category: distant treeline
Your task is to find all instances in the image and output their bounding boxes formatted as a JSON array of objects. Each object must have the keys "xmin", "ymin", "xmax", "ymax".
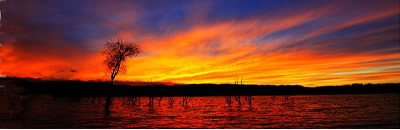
[{"xmin": 1, "ymin": 77, "xmax": 399, "ymax": 97}]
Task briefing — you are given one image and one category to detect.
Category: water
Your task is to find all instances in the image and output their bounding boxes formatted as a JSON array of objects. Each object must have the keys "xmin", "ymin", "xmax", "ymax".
[{"xmin": 1, "ymin": 94, "xmax": 399, "ymax": 128}]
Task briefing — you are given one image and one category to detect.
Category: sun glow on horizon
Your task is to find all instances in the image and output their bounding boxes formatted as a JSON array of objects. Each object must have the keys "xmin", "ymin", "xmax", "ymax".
[{"xmin": 0, "ymin": 0, "xmax": 399, "ymax": 87}]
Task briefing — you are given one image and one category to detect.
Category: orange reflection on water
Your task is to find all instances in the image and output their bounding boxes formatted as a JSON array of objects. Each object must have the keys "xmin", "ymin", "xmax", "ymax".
[
  {"xmin": 96, "ymin": 95, "xmax": 398, "ymax": 128},
  {"xmin": 2, "ymin": 94, "xmax": 399, "ymax": 128}
]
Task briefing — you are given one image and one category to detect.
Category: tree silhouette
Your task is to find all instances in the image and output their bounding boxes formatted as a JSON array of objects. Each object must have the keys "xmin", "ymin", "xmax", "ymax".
[{"xmin": 102, "ymin": 39, "xmax": 140, "ymax": 85}]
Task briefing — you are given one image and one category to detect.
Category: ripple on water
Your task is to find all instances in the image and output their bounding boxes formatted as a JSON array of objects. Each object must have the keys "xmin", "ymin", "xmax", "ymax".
[{"xmin": 0, "ymin": 94, "xmax": 399, "ymax": 128}]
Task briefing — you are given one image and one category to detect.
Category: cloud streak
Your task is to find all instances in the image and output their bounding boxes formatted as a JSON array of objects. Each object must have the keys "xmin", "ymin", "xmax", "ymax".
[{"xmin": 0, "ymin": 0, "xmax": 399, "ymax": 86}]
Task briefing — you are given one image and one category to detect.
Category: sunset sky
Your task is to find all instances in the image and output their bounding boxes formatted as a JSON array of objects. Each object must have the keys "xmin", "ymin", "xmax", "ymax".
[{"xmin": 0, "ymin": 0, "xmax": 399, "ymax": 86}]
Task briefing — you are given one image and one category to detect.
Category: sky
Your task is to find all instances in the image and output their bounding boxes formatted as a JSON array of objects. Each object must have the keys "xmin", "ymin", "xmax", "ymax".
[{"xmin": 0, "ymin": 0, "xmax": 399, "ymax": 86}]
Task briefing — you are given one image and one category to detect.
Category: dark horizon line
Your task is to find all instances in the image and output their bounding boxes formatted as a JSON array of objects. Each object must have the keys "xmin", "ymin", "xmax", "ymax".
[{"xmin": 1, "ymin": 76, "xmax": 399, "ymax": 88}]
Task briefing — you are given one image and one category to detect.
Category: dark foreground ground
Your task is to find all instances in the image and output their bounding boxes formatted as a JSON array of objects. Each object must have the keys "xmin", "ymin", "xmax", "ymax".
[{"xmin": 1, "ymin": 77, "xmax": 399, "ymax": 97}]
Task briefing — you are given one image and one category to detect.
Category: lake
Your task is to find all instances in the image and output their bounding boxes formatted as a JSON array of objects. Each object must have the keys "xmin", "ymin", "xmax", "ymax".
[{"xmin": 1, "ymin": 93, "xmax": 399, "ymax": 128}]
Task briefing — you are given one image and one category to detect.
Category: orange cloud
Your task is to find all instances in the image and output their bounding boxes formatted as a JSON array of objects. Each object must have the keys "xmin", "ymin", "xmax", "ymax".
[{"xmin": 1, "ymin": 0, "xmax": 399, "ymax": 87}]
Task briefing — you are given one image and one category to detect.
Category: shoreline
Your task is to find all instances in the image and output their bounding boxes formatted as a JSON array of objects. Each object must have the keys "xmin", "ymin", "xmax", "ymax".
[{"xmin": 2, "ymin": 78, "xmax": 398, "ymax": 97}]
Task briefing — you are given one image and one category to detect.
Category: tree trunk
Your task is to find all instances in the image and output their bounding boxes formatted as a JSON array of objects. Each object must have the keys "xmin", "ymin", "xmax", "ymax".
[{"xmin": 110, "ymin": 77, "xmax": 114, "ymax": 86}]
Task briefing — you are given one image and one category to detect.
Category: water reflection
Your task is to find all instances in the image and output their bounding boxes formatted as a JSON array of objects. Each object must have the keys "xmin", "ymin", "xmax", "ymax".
[
  {"xmin": 181, "ymin": 96, "xmax": 193, "ymax": 106},
  {"xmin": 52, "ymin": 96, "xmax": 255, "ymax": 118},
  {"xmin": 104, "ymin": 97, "xmax": 112, "ymax": 118},
  {"xmin": 1, "ymin": 94, "xmax": 399, "ymax": 128},
  {"xmin": 224, "ymin": 96, "xmax": 254, "ymax": 107},
  {"xmin": 122, "ymin": 97, "xmax": 140, "ymax": 105},
  {"xmin": 147, "ymin": 96, "xmax": 155, "ymax": 106},
  {"xmin": 167, "ymin": 97, "xmax": 174, "ymax": 106}
]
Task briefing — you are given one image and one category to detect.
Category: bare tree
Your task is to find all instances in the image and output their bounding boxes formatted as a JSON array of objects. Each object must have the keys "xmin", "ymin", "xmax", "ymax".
[{"xmin": 102, "ymin": 39, "xmax": 140, "ymax": 85}]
